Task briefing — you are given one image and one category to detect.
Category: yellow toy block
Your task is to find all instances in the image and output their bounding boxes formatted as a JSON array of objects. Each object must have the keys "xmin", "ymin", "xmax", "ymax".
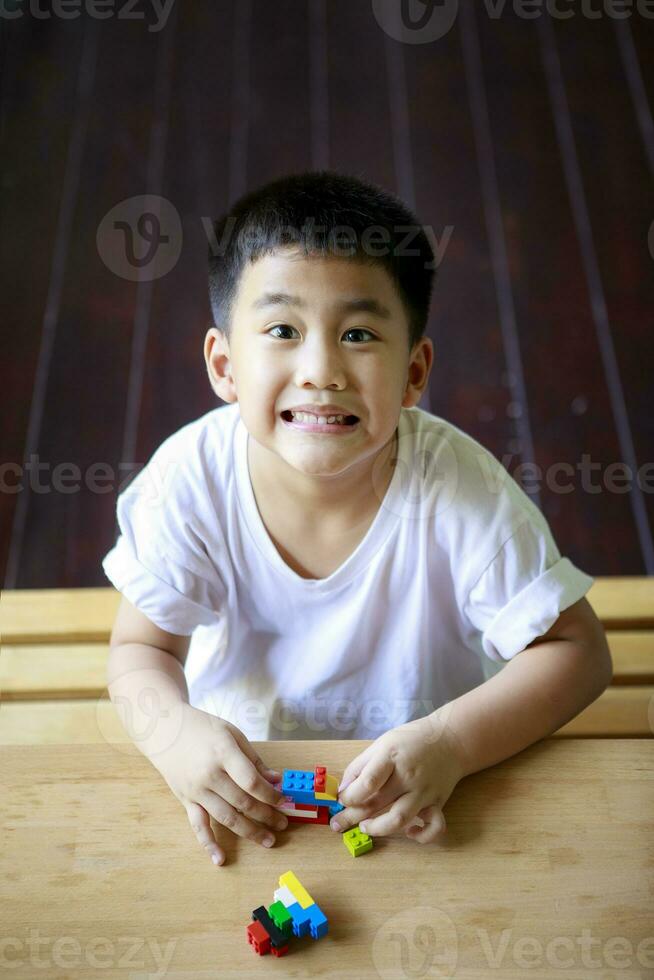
[
  {"xmin": 343, "ymin": 826, "xmax": 373, "ymax": 857},
  {"xmin": 279, "ymin": 870, "xmax": 314, "ymax": 910},
  {"xmin": 315, "ymin": 774, "xmax": 339, "ymax": 801}
]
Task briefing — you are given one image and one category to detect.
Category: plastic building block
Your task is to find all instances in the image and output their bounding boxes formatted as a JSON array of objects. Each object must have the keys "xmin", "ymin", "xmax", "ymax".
[
  {"xmin": 278, "ymin": 802, "xmax": 328, "ymax": 824},
  {"xmin": 315, "ymin": 773, "xmax": 338, "ymax": 801},
  {"xmin": 328, "ymin": 800, "xmax": 345, "ymax": 817},
  {"xmin": 268, "ymin": 900, "xmax": 293, "ymax": 937},
  {"xmin": 273, "ymin": 885, "xmax": 298, "ymax": 909},
  {"xmin": 277, "ymin": 797, "xmax": 331, "ymax": 823},
  {"xmin": 343, "ymin": 825, "xmax": 373, "ymax": 857},
  {"xmin": 282, "ymin": 769, "xmax": 316, "ymax": 804},
  {"xmin": 279, "ymin": 870, "xmax": 314, "ymax": 909},
  {"xmin": 305, "ymin": 903, "xmax": 329, "ymax": 939},
  {"xmin": 285, "ymin": 901, "xmax": 312, "ymax": 937},
  {"xmin": 285, "ymin": 812, "xmax": 324, "ymax": 825},
  {"xmin": 278, "ymin": 800, "xmax": 316, "ymax": 815},
  {"xmin": 314, "ymin": 765, "xmax": 326, "ymax": 792},
  {"xmin": 246, "ymin": 920, "xmax": 271, "ymax": 955},
  {"xmin": 291, "ymin": 808, "xmax": 329, "ymax": 825},
  {"xmin": 252, "ymin": 906, "xmax": 288, "ymax": 951}
]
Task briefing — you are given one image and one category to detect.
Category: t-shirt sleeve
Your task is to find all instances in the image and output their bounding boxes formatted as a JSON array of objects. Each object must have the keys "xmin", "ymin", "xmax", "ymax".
[
  {"xmin": 462, "ymin": 517, "xmax": 595, "ymax": 663},
  {"xmin": 102, "ymin": 456, "xmax": 227, "ymax": 637}
]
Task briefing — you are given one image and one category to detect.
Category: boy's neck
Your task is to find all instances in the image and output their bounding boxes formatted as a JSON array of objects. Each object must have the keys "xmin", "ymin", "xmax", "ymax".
[{"xmin": 247, "ymin": 428, "xmax": 399, "ymax": 526}]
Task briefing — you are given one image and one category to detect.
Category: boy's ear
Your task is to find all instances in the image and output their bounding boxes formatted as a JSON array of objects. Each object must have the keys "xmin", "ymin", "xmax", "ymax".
[
  {"xmin": 402, "ymin": 337, "xmax": 434, "ymax": 408},
  {"xmin": 204, "ymin": 327, "xmax": 237, "ymax": 403}
]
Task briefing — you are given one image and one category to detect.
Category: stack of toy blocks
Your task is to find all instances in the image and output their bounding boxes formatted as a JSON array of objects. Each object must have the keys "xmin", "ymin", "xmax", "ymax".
[
  {"xmin": 246, "ymin": 871, "xmax": 328, "ymax": 957},
  {"xmin": 275, "ymin": 766, "xmax": 345, "ymax": 824}
]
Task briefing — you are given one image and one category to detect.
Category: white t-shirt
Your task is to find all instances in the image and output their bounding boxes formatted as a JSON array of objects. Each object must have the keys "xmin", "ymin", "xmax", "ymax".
[{"xmin": 102, "ymin": 402, "xmax": 594, "ymax": 741}]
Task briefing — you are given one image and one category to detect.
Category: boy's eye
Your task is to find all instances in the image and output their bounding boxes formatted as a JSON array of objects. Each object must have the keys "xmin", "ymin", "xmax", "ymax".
[
  {"xmin": 267, "ymin": 325, "xmax": 375, "ymax": 343},
  {"xmin": 268, "ymin": 324, "xmax": 297, "ymax": 340},
  {"xmin": 342, "ymin": 328, "xmax": 375, "ymax": 343}
]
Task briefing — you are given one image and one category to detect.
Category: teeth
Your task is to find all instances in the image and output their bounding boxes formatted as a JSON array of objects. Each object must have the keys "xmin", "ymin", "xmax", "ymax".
[{"xmin": 290, "ymin": 411, "xmax": 347, "ymax": 424}]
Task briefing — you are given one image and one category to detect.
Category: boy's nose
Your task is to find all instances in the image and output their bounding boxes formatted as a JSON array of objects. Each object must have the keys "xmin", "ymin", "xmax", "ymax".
[{"xmin": 294, "ymin": 344, "xmax": 347, "ymax": 390}]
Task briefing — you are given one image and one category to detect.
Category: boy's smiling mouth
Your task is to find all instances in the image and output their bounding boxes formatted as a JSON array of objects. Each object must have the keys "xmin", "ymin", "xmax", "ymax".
[{"xmin": 280, "ymin": 409, "xmax": 359, "ymax": 432}]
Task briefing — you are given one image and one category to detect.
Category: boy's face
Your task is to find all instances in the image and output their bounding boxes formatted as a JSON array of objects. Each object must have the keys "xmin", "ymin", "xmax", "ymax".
[{"xmin": 205, "ymin": 248, "xmax": 432, "ymax": 481}]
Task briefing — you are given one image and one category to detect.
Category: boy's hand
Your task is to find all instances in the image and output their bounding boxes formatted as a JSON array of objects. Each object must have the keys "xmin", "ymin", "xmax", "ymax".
[
  {"xmin": 331, "ymin": 713, "xmax": 466, "ymax": 843},
  {"xmin": 152, "ymin": 704, "xmax": 288, "ymax": 866}
]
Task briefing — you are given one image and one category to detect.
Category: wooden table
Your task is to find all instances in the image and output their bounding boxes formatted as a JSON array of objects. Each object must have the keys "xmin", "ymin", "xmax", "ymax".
[{"xmin": 1, "ymin": 739, "xmax": 653, "ymax": 979}]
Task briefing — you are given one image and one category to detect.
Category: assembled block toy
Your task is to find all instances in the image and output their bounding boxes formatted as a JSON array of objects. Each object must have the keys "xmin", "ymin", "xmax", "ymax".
[
  {"xmin": 246, "ymin": 871, "xmax": 328, "ymax": 956},
  {"xmin": 275, "ymin": 766, "xmax": 345, "ymax": 824}
]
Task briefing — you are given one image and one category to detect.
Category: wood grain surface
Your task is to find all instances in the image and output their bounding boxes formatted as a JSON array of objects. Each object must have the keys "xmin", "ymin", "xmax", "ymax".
[{"xmin": 1, "ymin": 739, "xmax": 652, "ymax": 979}]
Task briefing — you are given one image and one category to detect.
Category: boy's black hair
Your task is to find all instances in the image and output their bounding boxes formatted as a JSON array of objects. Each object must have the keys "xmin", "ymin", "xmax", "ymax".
[{"xmin": 207, "ymin": 170, "xmax": 436, "ymax": 349}]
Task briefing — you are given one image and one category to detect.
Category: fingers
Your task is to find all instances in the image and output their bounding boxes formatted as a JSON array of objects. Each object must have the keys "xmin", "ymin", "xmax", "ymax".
[
  {"xmin": 330, "ymin": 800, "xmax": 371, "ymax": 832},
  {"xmin": 355, "ymin": 793, "xmax": 419, "ymax": 837},
  {"xmin": 338, "ymin": 744, "xmax": 375, "ymax": 795},
  {"xmin": 330, "ymin": 782, "xmax": 398, "ymax": 832},
  {"xmin": 231, "ymin": 727, "xmax": 282, "ymax": 785},
  {"xmin": 213, "ymin": 771, "xmax": 288, "ymax": 833},
  {"xmin": 201, "ymin": 790, "xmax": 282, "ymax": 851},
  {"xmin": 405, "ymin": 805, "xmax": 447, "ymax": 843},
  {"xmin": 185, "ymin": 801, "xmax": 226, "ymax": 867},
  {"xmin": 338, "ymin": 752, "xmax": 395, "ymax": 808},
  {"xmin": 220, "ymin": 732, "xmax": 285, "ymax": 808}
]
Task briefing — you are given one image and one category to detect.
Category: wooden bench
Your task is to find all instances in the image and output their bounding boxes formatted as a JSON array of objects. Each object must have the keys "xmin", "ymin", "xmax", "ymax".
[{"xmin": 1, "ymin": 582, "xmax": 652, "ymax": 744}]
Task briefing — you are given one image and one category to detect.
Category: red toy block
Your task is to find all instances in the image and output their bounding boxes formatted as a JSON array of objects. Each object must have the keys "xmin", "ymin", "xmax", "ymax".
[
  {"xmin": 270, "ymin": 943, "xmax": 289, "ymax": 957},
  {"xmin": 314, "ymin": 766, "xmax": 327, "ymax": 793},
  {"xmin": 286, "ymin": 812, "xmax": 321, "ymax": 824},
  {"xmin": 246, "ymin": 920, "xmax": 271, "ymax": 955},
  {"xmin": 284, "ymin": 804, "xmax": 330, "ymax": 825},
  {"xmin": 296, "ymin": 803, "xmax": 318, "ymax": 811}
]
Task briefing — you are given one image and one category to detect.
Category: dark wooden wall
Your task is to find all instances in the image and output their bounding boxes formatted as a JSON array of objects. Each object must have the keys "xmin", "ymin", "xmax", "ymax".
[{"xmin": 1, "ymin": 0, "xmax": 653, "ymax": 589}]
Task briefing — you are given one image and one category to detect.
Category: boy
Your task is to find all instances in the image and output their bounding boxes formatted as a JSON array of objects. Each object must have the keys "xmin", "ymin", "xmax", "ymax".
[{"xmin": 102, "ymin": 170, "xmax": 612, "ymax": 868}]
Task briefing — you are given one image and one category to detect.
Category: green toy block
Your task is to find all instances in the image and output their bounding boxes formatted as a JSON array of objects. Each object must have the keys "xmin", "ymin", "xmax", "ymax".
[
  {"xmin": 342, "ymin": 825, "xmax": 373, "ymax": 857},
  {"xmin": 268, "ymin": 900, "xmax": 293, "ymax": 937}
]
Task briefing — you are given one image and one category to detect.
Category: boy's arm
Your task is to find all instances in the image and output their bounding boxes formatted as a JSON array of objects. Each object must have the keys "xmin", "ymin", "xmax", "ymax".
[
  {"xmin": 106, "ymin": 596, "xmax": 288, "ymax": 864},
  {"xmin": 107, "ymin": 595, "xmax": 192, "ymax": 758},
  {"xmin": 333, "ymin": 597, "xmax": 611, "ymax": 840},
  {"xmin": 437, "ymin": 597, "xmax": 614, "ymax": 778}
]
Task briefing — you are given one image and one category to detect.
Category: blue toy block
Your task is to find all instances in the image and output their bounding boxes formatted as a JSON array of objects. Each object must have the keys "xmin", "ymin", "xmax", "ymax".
[
  {"xmin": 305, "ymin": 903, "xmax": 329, "ymax": 939},
  {"xmin": 286, "ymin": 901, "xmax": 312, "ymax": 938},
  {"xmin": 282, "ymin": 769, "xmax": 316, "ymax": 805},
  {"xmin": 328, "ymin": 801, "xmax": 345, "ymax": 817}
]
